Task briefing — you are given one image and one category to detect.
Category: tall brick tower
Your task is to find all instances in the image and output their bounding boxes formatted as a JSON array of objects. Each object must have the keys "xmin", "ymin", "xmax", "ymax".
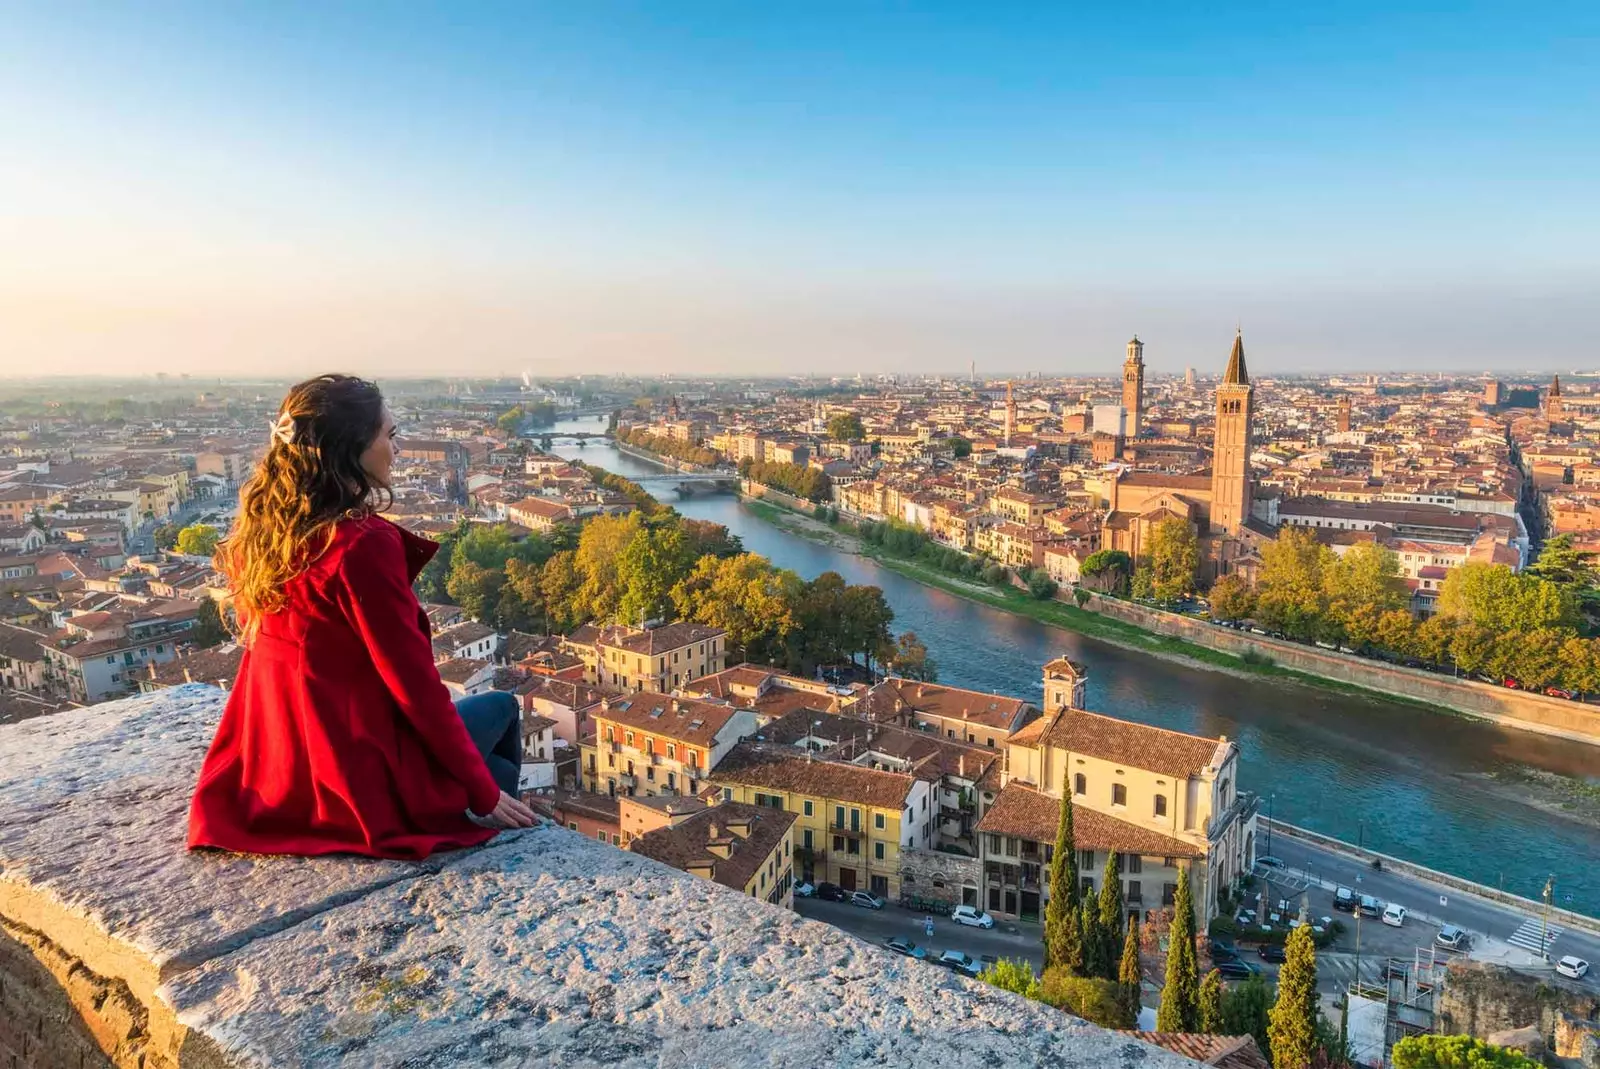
[
  {"xmin": 1548, "ymin": 375, "xmax": 1565, "ymax": 422},
  {"xmin": 1122, "ymin": 336, "xmax": 1145, "ymax": 437},
  {"xmin": 1004, "ymin": 380, "xmax": 1016, "ymax": 446},
  {"xmin": 1336, "ymin": 393, "xmax": 1352, "ymax": 434},
  {"xmin": 1210, "ymin": 330, "xmax": 1254, "ymax": 535}
]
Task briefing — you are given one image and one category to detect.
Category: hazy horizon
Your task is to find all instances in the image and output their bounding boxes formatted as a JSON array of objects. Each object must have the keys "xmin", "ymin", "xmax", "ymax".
[{"xmin": 4, "ymin": 3, "xmax": 1596, "ymax": 378}]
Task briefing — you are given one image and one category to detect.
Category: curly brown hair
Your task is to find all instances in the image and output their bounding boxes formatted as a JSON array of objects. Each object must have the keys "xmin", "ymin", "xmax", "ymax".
[{"xmin": 218, "ymin": 374, "xmax": 390, "ymax": 640}]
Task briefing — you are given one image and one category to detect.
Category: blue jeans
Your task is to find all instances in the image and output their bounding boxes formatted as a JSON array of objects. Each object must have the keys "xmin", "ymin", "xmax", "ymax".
[{"xmin": 454, "ymin": 691, "xmax": 522, "ymax": 799}]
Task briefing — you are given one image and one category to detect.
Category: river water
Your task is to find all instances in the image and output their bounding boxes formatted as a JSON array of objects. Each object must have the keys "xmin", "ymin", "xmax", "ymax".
[{"xmin": 549, "ymin": 423, "xmax": 1600, "ymax": 916}]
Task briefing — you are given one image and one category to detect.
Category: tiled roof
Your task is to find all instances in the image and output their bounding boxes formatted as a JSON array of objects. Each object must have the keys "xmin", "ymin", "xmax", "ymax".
[
  {"xmin": 629, "ymin": 801, "xmax": 796, "ymax": 894},
  {"xmin": 974, "ymin": 784, "xmax": 1202, "ymax": 859},
  {"xmin": 1029, "ymin": 707, "xmax": 1225, "ymax": 779},
  {"xmin": 711, "ymin": 742, "xmax": 915, "ymax": 809},
  {"xmin": 595, "ymin": 694, "xmax": 743, "ymax": 747},
  {"xmin": 599, "ymin": 622, "xmax": 726, "ymax": 656},
  {"xmin": 864, "ymin": 678, "xmax": 1034, "ymax": 733},
  {"xmin": 1130, "ymin": 1033, "xmax": 1270, "ymax": 1069}
]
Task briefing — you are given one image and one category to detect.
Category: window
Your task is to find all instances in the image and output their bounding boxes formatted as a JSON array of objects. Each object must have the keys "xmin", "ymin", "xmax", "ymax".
[
  {"xmin": 850, "ymin": 808, "xmax": 860, "ymax": 831},
  {"xmin": 596, "ymin": 830, "xmax": 607, "ymax": 842},
  {"xmin": 986, "ymin": 737, "xmax": 994, "ymax": 748},
  {"xmin": 835, "ymin": 805, "xmax": 845, "ymax": 828},
  {"xmin": 833, "ymin": 835, "xmax": 844, "ymax": 852},
  {"xmin": 1079, "ymin": 849, "xmax": 1095, "ymax": 869},
  {"xmin": 1128, "ymin": 855, "xmax": 1143, "ymax": 874},
  {"xmin": 1154, "ymin": 795, "xmax": 1167, "ymax": 818},
  {"xmin": 722, "ymin": 788, "xmax": 732, "ymax": 802},
  {"xmin": 1163, "ymin": 856, "xmax": 1177, "ymax": 869},
  {"xmin": 1074, "ymin": 773, "xmax": 1086, "ymax": 796},
  {"xmin": 1162, "ymin": 882, "xmax": 1177, "ymax": 907},
  {"xmin": 803, "ymin": 800, "xmax": 814, "ymax": 817},
  {"xmin": 988, "ymin": 834, "xmax": 1002, "ymax": 854},
  {"xmin": 874, "ymin": 813, "xmax": 886, "ymax": 830},
  {"xmin": 1112, "ymin": 784, "xmax": 1127, "ymax": 807},
  {"xmin": 1004, "ymin": 837, "xmax": 1018, "ymax": 857},
  {"xmin": 625, "ymin": 731, "xmax": 634, "ymax": 746},
  {"xmin": 874, "ymin": 842, "xmax": 885, "ymax": 861},
  {"xmin": 568, "ymin": 822, "xmax": 578, "ymax": 832},
  {"xmin": 802, "ymin": 829, "xmax": 813, "ymax": 849},
  {"xmin": 666, "ymin": 743, "xmax": 676, "ymax": 760}
]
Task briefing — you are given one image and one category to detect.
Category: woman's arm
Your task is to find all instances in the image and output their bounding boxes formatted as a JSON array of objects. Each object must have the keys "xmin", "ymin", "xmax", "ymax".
[{"xmin": 336, "ymin": 523, "xmax": 503, "ymax": 816}]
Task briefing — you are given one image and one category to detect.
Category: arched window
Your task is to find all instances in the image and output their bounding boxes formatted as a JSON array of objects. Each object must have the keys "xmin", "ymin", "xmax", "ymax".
[{"xmin": 1074, "ymin": 773, "xmax": 1086, "ymax": 796}]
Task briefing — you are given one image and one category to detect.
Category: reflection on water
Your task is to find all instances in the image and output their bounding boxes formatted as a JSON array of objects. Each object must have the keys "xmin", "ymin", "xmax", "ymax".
[{"xmin": 550, "ymin": 428, "xmax": 1600, "ymax": 915}]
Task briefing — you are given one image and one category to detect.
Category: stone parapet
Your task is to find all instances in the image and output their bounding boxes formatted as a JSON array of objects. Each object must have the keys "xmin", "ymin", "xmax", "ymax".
[{"xmin": 1, "ymin": 687, "xmax": 1198, "ymax": 1068}]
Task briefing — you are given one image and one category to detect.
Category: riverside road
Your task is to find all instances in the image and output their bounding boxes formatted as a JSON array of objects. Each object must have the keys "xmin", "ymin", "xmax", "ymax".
[{"xmin": 550, "ymin": 423, "xmax": 1600, "ymax": 918}]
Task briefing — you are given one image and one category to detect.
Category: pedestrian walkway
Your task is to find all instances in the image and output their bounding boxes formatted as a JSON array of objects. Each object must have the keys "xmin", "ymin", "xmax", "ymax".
[
  {"xmin": 1505, "ymin": 918, "xmax": 1560, "ymax": 955},
  {"xmin": 1317, "ymin": 952, "xmax": 1389, "ymax": 989}
]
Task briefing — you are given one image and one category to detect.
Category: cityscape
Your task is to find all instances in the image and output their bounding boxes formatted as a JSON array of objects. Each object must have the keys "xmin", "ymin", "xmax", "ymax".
[{"xmin": 3, "ymin": 4, "xmax": 1598, "ymax": 1069}]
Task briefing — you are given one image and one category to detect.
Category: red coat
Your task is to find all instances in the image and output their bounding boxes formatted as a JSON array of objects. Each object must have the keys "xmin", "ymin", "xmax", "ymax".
[{"xmin": 188, "ymin": 515, "xmax": 501, "ymax": 860}]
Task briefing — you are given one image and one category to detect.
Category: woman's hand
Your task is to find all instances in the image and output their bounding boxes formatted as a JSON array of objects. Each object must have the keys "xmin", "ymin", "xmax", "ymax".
[{"xmin": 485, "ymin": 790, "xmax": 537, "ymax": 829}]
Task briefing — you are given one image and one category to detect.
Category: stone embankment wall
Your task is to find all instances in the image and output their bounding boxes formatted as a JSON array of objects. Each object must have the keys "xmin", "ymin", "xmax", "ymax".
[
  {"xmin": 741, "ymin": 479, "xmax": 819, "ymax": 514},
  {"xmin": 0, "ymin": 688, "xmax": 1199, "ymax": 1069},
  {"xmin": 612, "ymin": 439, "xmax": 709, "ymax": 474},
  {"xmin": 1437, "ymin": 959, "xmax": 1600, "ymax": 1057},
  {"xmin": 1081, "ymin": 594, "xmax": 1600, "ymax": 746}
]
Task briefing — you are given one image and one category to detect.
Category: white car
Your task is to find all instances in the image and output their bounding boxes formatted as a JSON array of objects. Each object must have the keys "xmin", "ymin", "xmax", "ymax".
[
  {"xmin": 850, "ymin": 890, "xmax": 886, "ymax": 910},
  {"xmin": 1556, "ymin": 956, "xmax": 1590, "ymax": 980},
  {"xmin": 794, "ymin": 882, "xmax": 815, "ymax": 899},
  {"xmin": 952, "ymin": 905, "xmax": 996, "ymax": 929},
  {"xmin": 1382, "ymin": 904, "xmax": 1407, "ymax": 928}
]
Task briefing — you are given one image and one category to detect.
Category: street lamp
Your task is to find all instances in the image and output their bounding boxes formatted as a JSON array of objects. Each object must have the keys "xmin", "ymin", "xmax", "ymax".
[
  {"xmin": 1266, "ymin": 794, "xmax": 1275, "ymax": 858},
  {"xmin": 1541, "ymin": 876, "xmax": 1555, "ymax": 962}
]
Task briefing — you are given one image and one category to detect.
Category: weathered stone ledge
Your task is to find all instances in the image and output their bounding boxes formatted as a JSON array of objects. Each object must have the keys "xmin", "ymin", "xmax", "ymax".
[{"xmin": 1, "ymin": 686, "xmax": 1197, "ymax": 1068}]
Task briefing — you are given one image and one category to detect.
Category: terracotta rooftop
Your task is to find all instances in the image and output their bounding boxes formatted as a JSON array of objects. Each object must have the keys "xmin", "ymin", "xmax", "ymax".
[
  {"xmin": 1131, "ymin": 1033, "xmax": 1270, "ymax": 1069},
  {"xmin": 1024, "ymin": 707, "xmax": 1227, "ymax": 780},
  {"xmin": 629, "ymin": 801, "xmax": 796, "ymax": 895},
  {"xmin": 864, "ymin": 678, "xmax": 1034, "ymax": 733},
  {"xmin": 975, "ymin": 784, "xmax": 1202, "ymax": 859},
  {"xmin": 595, "ymin": 693, "xmax": 744, "ymax": 748},
  {"xmin": 712, "ymin": 742, "xmax": 916, "ymax": 809}
]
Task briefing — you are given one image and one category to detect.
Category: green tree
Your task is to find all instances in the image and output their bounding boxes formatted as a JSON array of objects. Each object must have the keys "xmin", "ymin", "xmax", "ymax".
[
  {"xmin": 671, "ymin": 553, "xmax": 803, "ymax": 665},
  {"xmin": 188, "ymin": 597, "xmax": 230, "ymax": 647},
  {"xmin": 1558, "ymin": 636, "xmax": 1600, "ymax": 695},
  {"xmin": 839, "ymin": 584, "xmax": 895, "ymax": 674},
  {"xmin": 1268, "ymin": 925, "xmax": 1319, "ymax": 1069},
  {"xmin": 950, "ymin": 436, "xmax": 973, "ymax": 458},
  {"xmin": 1438, "ymin": 562, "xmax": 1578, "ymax": 634},
  {"xmin": 616, "ymin": 523, "xmax": 695, "ymax": 625},
  {"xmin": 1097, "ymin": 852, "xmax": 1125, "ymax": 980},
  {"xmin": 1199, "ymin": 969, "xmax": 1225, "ymax": 1033},
  {"xmin": 1389, "ymin": 1034, "xmax": 1540, "ymax": 1069},
  {"xmin": 539, "ymin": 550, "xmax": 585, "ymax": 633},
  {"xmin": 496, "ymin": 405, "xmax": 525, "ymax": 434},
  {"xmin": 415, "ymin": 518, "xmax": 470, "ymax": 603},
  {"xmin": 978, "ymin": 958, "xmax": 1042, "ymax": 1000},
  {"xmin": 1044, "ymin": 791, "xmax": 1083, "ymax": 972},
  {"xmin": 1118, "ymin": 915, "xmax": 1143, "ymax": 1026},
  {"xmin": 446, "ymin": 559, "xmax": 505, "ymax": 624},
  {"xmin": 1449, "ymin": 622, "xmax": 1496, "ymax": 677},
  {"xmin": 1157, "ymin": 867, "xmax": 1199, "ymax": 1031},
  {"xmin": 1080, "ymin": 549, "xmax": 1133, "ymax": 596},
  {"xmin": 1039, "ymin": 970, "xmax": 1134, "ymax": 1029},
  {"xmin": 1147, "ymin": 517, "xmax": 1201, "ymax": 602},
  {"xmin": 1221, "ymin": 975, "xmax": 1273, "ymax": 1058},
  {"xmin": 827, "ymin": 412, "xmax": 865, "ymax": 441},
  {"xmin": 1080, "ymin": 898, "xmax": 1107, "ymax": 980},
  {"xmin": 1414, "ymin": 614, "xmax": 1456, "ymax": 667},
  {"xmin": 1027, "ymin": 569, "xmax": 1059, "ymax": 600},
  {"xmin": 573, "ymin": 512, "xmax": 645, "ymax": 623},
  {"xmin": 502, "ymin": 558, "xmax": 548, "ymax": 632},
  {"xmin": 1375, "ymin": 609, "xmax": 1417, "ymax": 657},
  {"xmin": 1209, "ymin": 574, "xmax": 1256, "ymax": 623},
  {"xmin": 885, "ymin": 631, "xmax": 938, "ymax": 681},
  {"xmin": 1323, "ymin": 542, "xmax": 1407, "ymax": 630},
  {"xmin": 153, "ymin": 522, "xmax": 183, "ymax": 550},
  {"xmin": 175, "ymin": 523, "xmax": 220, "ymax": 557},
  {"xmin": 1255, "ymin": 527, "xmax": 1333, "ymax": 640},
  {"xmin": 1526, "ymin": 533, "xmax": 1597, "ymax": 588}
]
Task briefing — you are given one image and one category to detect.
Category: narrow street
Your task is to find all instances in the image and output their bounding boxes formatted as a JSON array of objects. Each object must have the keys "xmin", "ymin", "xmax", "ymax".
[{"xmin": 794, "ymin": 897, "xmax": 1045, "ymax": 971}]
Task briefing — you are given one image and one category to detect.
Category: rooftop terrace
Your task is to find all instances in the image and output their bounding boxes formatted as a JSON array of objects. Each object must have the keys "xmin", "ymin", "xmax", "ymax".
[{"xmin": 0, "ymin": 685, "xmax": 1197, "ymax": 1068}]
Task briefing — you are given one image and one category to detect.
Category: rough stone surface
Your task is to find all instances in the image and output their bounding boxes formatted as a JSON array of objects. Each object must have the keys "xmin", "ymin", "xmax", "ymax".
[{"xmin": 2, "ymin": 687, "xmax": 1200, "ymax": 1068}]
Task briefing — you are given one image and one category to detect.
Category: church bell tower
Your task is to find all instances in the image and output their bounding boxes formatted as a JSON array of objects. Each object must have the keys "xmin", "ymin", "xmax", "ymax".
[{"xmin": 1210, "ymin": 330, "xmax": 1254, "ymax": 535}]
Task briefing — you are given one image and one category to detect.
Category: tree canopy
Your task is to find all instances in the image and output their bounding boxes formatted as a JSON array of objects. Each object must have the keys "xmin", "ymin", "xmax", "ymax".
[
  {"xmin": 827, "ymin": 413, "xmax": 865, "ymax": 441},
  {"xmin": 175, "ymin": 523, "xmax": 220, "ymax": 557},
  {"xmin": 1389, "ymin": 1035, "xmax": 1540, "ymax": 1069}
]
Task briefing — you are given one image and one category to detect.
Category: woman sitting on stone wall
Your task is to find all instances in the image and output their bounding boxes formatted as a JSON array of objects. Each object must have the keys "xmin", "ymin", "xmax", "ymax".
[{"xmin": 188, "ymin": 374, "xmax": 535, "ymax": 860}]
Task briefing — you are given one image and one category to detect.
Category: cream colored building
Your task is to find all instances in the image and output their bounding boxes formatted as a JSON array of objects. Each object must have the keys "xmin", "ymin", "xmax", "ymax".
[
  {"xmin": 584, "ymin": 692, "xmax": 757, "ymax": 800},
  {"xmin": 565, "ymin": 621, "xmax": 727, "ymax": 693},
  {"xmin": 627, "ymin": 799, "xmax": 798, "ymax": 910}
]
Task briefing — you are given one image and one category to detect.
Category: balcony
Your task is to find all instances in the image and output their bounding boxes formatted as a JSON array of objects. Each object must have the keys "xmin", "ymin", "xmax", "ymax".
[
  {"xmin": 829, "ymin": 822, "xmax": 865, "ymax": 839},
  {"xmin": 0, "ymin": 687, "xmax": 1198, "ymax": 1069}
]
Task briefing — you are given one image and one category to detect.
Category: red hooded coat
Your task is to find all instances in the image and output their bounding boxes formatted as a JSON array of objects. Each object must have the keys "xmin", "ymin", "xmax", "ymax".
[{"xmin": 187, "ymin": 515, "xmax": 501, "ymax": 860}]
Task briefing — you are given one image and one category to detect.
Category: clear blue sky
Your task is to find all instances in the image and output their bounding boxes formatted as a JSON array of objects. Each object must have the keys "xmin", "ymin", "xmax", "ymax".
[{"xmin": 3, "ymin": 2, "xmax": 1595, "ymax": 376}]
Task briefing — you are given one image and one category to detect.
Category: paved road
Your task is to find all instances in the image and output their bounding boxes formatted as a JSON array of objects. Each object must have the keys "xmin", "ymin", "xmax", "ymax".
[
  {"xmin": 794, "ymin": 897, "xmax": 1046, "ymax": 971},
  {"xmin": 1261, "ymin": 832, "xmax": 1599, "ymax": 990}
]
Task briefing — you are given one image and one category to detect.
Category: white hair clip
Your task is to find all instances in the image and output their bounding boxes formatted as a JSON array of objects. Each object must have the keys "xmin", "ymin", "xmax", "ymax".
[{"xmin": 270, "ymin": 411, "xmax": 299, "ymax": 447}]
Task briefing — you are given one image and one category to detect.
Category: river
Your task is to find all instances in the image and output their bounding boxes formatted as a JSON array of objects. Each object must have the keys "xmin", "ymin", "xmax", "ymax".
[{"xmin": 548, "ymin": 422, "xmax": 1600, "ymax": 916}]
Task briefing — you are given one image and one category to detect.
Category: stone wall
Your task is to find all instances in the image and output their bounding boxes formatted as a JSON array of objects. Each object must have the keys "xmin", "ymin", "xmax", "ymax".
[
  {"xmin": 0, "ymin": 688, "xmax": 1200, "ymax": 1068},
  {"xmin": 1081, "ymin": 594, "xmax": 1600, "ymax": 746},
  {"xmin": 1437, "ymin": 959, "xmax": 1600, "ymax": 1051},
  {"xmin": 899, "ymin": 848, "xmax": 982, "ymax": 907},
  {"xmin": 741, "ymin": 479, "xmax": 819, "ymax": 515}
]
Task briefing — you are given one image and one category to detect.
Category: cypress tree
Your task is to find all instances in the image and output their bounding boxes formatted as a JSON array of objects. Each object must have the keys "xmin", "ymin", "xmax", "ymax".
[
  {"xmin": 1043, "ymin": 791, "xmax": 1082, "ymax": 972},
  {"xmin": 1080, "ymin": 897, "xmax": 1106, "ymax": 978},
  {"xmin": 1199, "ymin": 969, "xmax": 1225, "ymax": 1033},
  {"xmin": 1097, "ymin": 852, "xmax": 1126, "ymax": 978},
  {"xmin": 1118, "ymin": 914, "xmax": 1143, "ymax": 1026},
  {"xmin": 1157, "ymin": 866, "xmax": 1200, "ymax": 1031},
  {"xmin": 1268, "ymin": 926, "xmax": 1319, "ymax": 1069}
]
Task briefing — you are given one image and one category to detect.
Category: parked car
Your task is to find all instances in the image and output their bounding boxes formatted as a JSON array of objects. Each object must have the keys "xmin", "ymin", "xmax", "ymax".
[
  {"xmin": 1436, "ymin": 925, "xmax": 1470, "ymax": 951},
  {"xmin": 1213, "ymin": 959, "xmax": 1260, "ymax": 980},
  {"xmin": 952, "ymin": 905, "xmax": 996, "ymax": 929},
  {"xmin": 1555, "ymin": 956, "xmax": 1590, "ymax": 980},
  {"xmin": 1358, "ymin": 895, "xmax": 1381, "ymax": 918},
  {"xmin": 884, "ymin": 938, "xmax": 926, "ymax": 959},
  {"xmin": 1503, "ymin": 678, "xmax": 1522, "ymax": 689},
  {"xmin": 815, "ymin": 883, "xmax": 846, "ymax": 902},
  {"xmin": 1546, "ymin": 687, "xmax": 1576, "ymax": 700},
  {"xmin": 937, "ymin": 950, "xmax": 983, "ymax": 977},
  {"xmin": 1257, "ymin": 944, "xmax": 1287, "ymax": 964},
  {"xmin": 1333, "ymin": 887, "xmax": 1357, "ymax": 913},
  {"xmin": 1256, "ymin": 856, "xmax": 1284, "ymax": 869},
  {"xmin": 850, "ymin": 890, "xmax": 886, "ymax": 910},
  {"xmin": 794, "ymin": 882, "xmax": 816, "ymax": 899},
  {"xmin": 1208, "ymin": 938, "xmax": 1240, "ymax": 961},
  {"xmin": 1382, "ymin": 904, "xmax": 1407, "ymax": 928}
]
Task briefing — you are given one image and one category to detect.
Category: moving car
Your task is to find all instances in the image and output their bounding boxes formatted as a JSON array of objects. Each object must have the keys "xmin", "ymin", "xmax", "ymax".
[
  {"xmin": 794, "ymin": 882, "xmax": 816, "ymax": 899},
  {"xmin": 1213, "ymin": 959, "xmax": 1259, "ymax": 980},
  {"xmin": 952, "ymin": 905, "xmax": 996, "ymax": 929},
  {"xmin": 850, "ymin": 890, "xmax": 886, "ymax": 910},
  {"xmin": 937, "ymin": 950, "xmax": 983, "ymax": 977},
  {"xmin": 815, "ymin": 883, "xmax": 847, "ymax": 902},
  {"xmin": 1555, "ymin": 956, "xmax": 1590, "ymax": 981},
  {"xmin": 1257, "ymin": 944, "xmax": 1287, "ymax": 964},
  {"xmin": 1255, "ymin": 856, "xmax": 1284, "ymax": 869},
  {"xmin": 1382, "ymin": 904, "xmax": 1407, "ymax": 928},
  {"xmin": 884, "ymin": 938, "xmax": 926, "ymax": 960},
  {"xmin": 1436, "ymin": 925, "xmax": 1470, "ymax": 951},
  {"xmin": 1333, "ymin": 887, "xmax": 1357, "ymax": 913}
]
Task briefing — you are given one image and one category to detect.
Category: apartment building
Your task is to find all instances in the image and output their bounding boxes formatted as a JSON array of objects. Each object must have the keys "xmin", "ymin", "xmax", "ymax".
[
  {"xmin": 567, "ymin": 621, "xmax": 727, "ymax": 693},
  {"xmin": 583, "ymin": 693, "xmax": 757, "ymax": 800},
  {"xmin": 627, "ymin": 799, "xmax": 798, "ymax": 910},
  {"xmin": 987, "ymin": 487, "xmax": 1056, "ymax": 526},
  {"xmin": 710, "ymin": 742, "xmax": 933, "ymax": 900},
  {"xmin": 506, "ymin": 496, "xmax": 575, "ymax": 532},
  {"xmin": 974, "ymin": 664, "xmax": 1257, "ymax": 925},
  {"xmin": 863, "ymin": 676, "xmax": 1036, "ymax": 750}
]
